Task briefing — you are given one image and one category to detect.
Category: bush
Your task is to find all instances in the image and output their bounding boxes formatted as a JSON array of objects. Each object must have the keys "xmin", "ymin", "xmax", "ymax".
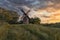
[{"xmin": 29, "ymin": 17, "xmax": 41, "ymax": 24}]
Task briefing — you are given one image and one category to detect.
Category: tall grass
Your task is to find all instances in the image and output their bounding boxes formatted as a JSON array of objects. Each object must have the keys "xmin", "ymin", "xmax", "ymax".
[{"xmin": 0, "ymin": 24, "xmax": 60, "ymax": 40}]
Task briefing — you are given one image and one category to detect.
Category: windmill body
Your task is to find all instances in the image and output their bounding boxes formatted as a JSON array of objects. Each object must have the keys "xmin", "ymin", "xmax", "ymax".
[{"xmin": 20, "ymin": 9, "xmax": 30, "ymax": 24}]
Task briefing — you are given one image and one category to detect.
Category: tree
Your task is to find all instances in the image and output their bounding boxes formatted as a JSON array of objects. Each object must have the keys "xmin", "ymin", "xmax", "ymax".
[
  {"xmin": 29, "ymin": 17, "xmax": 41, "ymax": 24},
  {"xmin": 0, "ymin": 7, "xmax": 19, "ymax": 24}
]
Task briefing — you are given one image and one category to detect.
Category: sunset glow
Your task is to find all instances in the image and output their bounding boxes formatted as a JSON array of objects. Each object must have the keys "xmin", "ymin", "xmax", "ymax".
[
  {"xmin": 37, "ymin": 8, "xmax": 60, "ymax": 24},
  {"xmin": 0, "ymin": 0, "xmax": 60, "ymax": 24}
]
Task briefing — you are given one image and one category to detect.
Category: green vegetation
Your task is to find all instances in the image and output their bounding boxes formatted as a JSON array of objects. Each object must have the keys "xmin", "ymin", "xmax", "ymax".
[
  {"xmin": 0, "ymin": 7, "xmax": 19, "ymax": 24},
  {"xmin": 0, "ymin": 23, "xmax": 60, "ymax": 40},
  {"xmin": 42, "ymin": 23, "xmax": 60, "ymax": 28},
  {"xmin": 29, "ymin": 17, "xmax": 41, "ymax": 24}
]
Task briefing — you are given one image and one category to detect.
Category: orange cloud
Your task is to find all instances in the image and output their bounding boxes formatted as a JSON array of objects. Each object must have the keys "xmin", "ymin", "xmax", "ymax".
[{"xmin": 37, "ymin": 8, "xmax": 60, "ymax": 24}]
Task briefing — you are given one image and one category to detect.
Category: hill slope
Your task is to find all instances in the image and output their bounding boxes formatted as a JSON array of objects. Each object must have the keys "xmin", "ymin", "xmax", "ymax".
[
  {"xmin": 0, "ymin": 24, "xmax": 60, "ymax": 40},
  {"xmin": 0, "ymin": 7, "xmax": 19, "ymax": 23}
]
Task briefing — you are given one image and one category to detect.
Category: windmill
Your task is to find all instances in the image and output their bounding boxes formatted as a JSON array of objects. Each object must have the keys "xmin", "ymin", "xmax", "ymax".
[{"xmin": 20, "ymin": 9, "xmax": 30, "ymax": 24}]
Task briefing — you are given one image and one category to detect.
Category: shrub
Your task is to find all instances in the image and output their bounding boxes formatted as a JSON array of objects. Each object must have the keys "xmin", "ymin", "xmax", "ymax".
[{"xmin": 29, "ymin": 17, "xmax": 41, "ymax": 24}]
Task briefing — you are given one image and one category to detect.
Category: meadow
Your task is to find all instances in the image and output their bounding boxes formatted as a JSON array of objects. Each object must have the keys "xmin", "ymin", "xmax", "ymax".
[{"xmin": 0, "ymin": 23, "xmax": 60, "ymax": 40}]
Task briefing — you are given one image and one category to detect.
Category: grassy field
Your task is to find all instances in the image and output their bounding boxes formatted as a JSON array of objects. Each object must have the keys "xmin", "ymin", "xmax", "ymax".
[{"xmin": 0, "ymin": 23, "xmax": 60, "ymax": 40}]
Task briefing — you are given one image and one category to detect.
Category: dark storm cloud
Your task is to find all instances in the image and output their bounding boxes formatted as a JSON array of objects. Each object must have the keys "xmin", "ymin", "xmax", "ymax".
[
  {"xmin": 0, "ymin": 0, "xmax": 60, "ymax": 10},
  {"xmin": 7, "ymin": 0, "xmax": 60, "ymax": 9},
  {"xmin": 7, "ymin": 0, "xmax": 48, "ymax": 9}
]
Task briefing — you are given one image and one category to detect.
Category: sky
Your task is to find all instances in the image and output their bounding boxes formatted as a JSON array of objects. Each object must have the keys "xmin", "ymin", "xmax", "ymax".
[
  {"xmin": 0, "ymin": 0, "xmax": 60, "ymax": 10},
  {"xmin": 0, "ymin": 0, "xmax": 60, "ymax": 23},
  {"xmin": 7, "ymin": 0, "xmax": 60, "ymax": 9}
]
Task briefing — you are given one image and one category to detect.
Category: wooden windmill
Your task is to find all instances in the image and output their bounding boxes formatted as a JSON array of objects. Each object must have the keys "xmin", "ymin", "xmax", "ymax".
[{"xmin": 20, "ymin": 9, "xmax": 30, "ymax": 24}]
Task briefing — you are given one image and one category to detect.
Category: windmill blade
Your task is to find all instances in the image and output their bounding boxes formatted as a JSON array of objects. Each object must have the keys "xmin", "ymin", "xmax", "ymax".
[
  {"xmin": 20, "ymin": 9, "xmax": 29, "ymax": 17},
  {"xmin": 26, "ymin": 10, "xmax": 31, "ymax": 14},
  {"xmin": 20, "ymin": 9, "xmax": 30, "ymax": 20},
  {"xmin": 20, "ymin": 8, "xmax": 30, "ymax": 16},
  {"xmin": 20, "ymin": 9, "xmax": 26, "ymax": 15}
]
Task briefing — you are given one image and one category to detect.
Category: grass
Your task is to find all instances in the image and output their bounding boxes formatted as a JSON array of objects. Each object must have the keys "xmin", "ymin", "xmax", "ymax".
[{"xmin": 0, "ymin": 24, "xmax": 60, "ymax": 40}]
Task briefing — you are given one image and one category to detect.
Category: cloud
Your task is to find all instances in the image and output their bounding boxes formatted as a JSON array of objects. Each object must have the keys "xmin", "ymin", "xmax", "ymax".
[
  {"xmin": 0, "ymin": 0, "xmax": 60, "ymax": 23},
  {"xmin": 6, "ymin": 0, "xmax": 60, "ymax": 10},
  {"xmin": 0, "ymin": 0, "xmax": 60, "ymax": 10}
]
